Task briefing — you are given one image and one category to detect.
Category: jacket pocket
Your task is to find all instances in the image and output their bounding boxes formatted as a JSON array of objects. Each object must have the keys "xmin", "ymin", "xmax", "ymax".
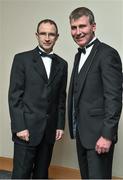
[{"xmin": 89, "ymin": 108, "xmax": 104, "ymax": 116}]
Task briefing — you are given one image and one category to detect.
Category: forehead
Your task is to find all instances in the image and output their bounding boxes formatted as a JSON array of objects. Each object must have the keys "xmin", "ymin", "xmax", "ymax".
[
  {"xmin": 70, "ymin": 16, "xmax": 90, "ymax": 26},
  {"xmin": 38, "ymin": 22, "xmax": 56, "ymax": 32}
]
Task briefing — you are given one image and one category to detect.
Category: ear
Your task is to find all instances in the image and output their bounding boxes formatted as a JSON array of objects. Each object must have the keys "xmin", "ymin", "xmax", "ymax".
[
  {"xmin": 55, "ymin": 33, "xmax": 59, "ymax": 41},
  {"xmin": 93, "ymin": 23, "xmax": 96, "ymax": 32},
  {"xmin": 35, "ymin": 32, "xmax": 39, "ymax": 40}
]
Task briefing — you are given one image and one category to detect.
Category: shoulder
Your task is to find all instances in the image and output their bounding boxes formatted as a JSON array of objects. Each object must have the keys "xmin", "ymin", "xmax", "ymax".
[
  {"xmin": 95, "ymin": 41, "xmax": 121, "ymax": 65},
  {"xmin": 14, "ymin": 49, "xmax": 34, "ymax": 59},
  {"xmin": 98, "ymin": 41, "xmax": 120, "ymax": 56},
  {"xmin": 54, "ymin": 53, "xmax": 68, "ymax": 66},
  {"xmin": 12, "ymin": 48, "xmax": 37, "ymax": 65},
  {"xmin": 97, "ymin": 42, "xmax": 122, "ymax": 68}
]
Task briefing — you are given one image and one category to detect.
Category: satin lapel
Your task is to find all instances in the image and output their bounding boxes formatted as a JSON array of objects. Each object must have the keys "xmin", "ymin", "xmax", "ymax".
[
  {"xmin": 76, "ymin": 40, "xmax": 101, "ymax": 104},
  {"xmin": 48, "ymin": 55, "xmax": 60, "ymax": 85},
  {"xmin": 68, "ymin": 53, "xmax": 80, "ymax": 115},
  {"xmin": 33, "ymin": 48, "xmax": 48, "ymax": 82},
  {"xmin": 69, "ymin": 52, "xmax": 81, "ymax": 96}
]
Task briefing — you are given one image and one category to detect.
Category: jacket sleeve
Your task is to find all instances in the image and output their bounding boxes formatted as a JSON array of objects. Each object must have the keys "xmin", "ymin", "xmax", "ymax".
[
  {"xmin": 8, "ymin": 54, "xmax": 26, "ymax": 133},
  {"xmin": 100, "ymin": 49, "xmax": 122, "ymax": 141},
  {"xmin": 57, "ymin": 62, "xmax": 68, "ymax": 130}
]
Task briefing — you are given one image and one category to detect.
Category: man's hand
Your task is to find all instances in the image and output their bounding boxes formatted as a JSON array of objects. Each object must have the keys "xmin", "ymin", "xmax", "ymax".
[
  {"xmin": 95, "ymin": 136, "xmax": 112, "ymax": 154},
  {"xmin": 56, "ymin": 129, "xmax": 64, "ymax": 141},
  {"xmin": 16, "ymin": 129, "xmax": 29, "ymax": 142}
]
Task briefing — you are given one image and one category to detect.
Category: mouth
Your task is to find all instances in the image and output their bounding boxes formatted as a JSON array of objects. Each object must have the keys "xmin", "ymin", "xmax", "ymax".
[
  {"xmin": 75, "ymin": 38, "xmax": 84, "ymax": 43},
  {"xmin": 44, "ymin": 43, "xmax": 52, "ymax": 46},
  {"xmin": 74, "ymin": 35, "xmax": 87, "ymax": 46},
  {"xmin": 76, "ymin": 34, "xmax": 85, "ymax": 40}
]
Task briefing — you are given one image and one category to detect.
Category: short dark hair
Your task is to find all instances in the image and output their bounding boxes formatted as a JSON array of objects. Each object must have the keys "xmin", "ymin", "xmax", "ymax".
[
  {"xmin": 37, "ymin": 19, "xmax": 58, "ymax": 34},
  {"xmin": 69, "ymin": 7, "xmax": 95, "ymax": 24}
]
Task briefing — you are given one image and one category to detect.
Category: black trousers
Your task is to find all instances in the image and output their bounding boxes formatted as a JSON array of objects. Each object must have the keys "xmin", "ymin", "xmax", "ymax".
[
  {"xmin": 12, "ymin": 137, "xmax": 54, "ymax": 179},
  {"xmin": 76, "ymin": 130, "xmax": 114, "ymax": 179}
]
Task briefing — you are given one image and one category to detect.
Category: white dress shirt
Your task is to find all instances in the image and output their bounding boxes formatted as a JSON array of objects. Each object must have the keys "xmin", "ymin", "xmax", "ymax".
[{"xmin": 78, "ymin": 37, "xmax": 96, "ymax": 73}]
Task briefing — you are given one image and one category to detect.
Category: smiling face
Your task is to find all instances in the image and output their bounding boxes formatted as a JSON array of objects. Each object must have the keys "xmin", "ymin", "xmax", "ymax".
[
  {"xmin": 70, "ymin": 15, "xmax": 96, "ymax": 47},
  {"xmin": 36, "ymin": 22, "xmax": 59, "ymax": 53}
]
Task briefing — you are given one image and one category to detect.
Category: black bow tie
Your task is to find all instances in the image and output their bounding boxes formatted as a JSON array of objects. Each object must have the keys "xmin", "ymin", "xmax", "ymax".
[
  {"xmin": 78, "ymin": 47, "xmax": 86, "ymax": 54},
  {"xmin": 39, "ymin": 51, "xmax": 55, "ymax": 59},
  {"xmin": 78, "ymin": 39, "xmax": 96, "ymax": 55}
]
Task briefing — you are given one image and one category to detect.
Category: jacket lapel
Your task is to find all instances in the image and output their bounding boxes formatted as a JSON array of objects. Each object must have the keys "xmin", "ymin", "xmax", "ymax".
[
  {"xmin": 32, "ymin": 47, "xmax": 60, "ymax": 84},
  {"xmin": 33, "ymin": 47, "xmax": 48, "ymax": 82},
  {"xmin": 76, "ymin": 39, "xmax": 101, "ymax": 104},
  {"xmin": 68, "ymin": 53, "xmax": 80, "ymax": 122},
  {"xmin": 48, "ymin": 55, "xmax": 60, "ymax": 85},
  {"xmin": 68, "ymin": 52, "xmax": 80, "ymax": 102}
]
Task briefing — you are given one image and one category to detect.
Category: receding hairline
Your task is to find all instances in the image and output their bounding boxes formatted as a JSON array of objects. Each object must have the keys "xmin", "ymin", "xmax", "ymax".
[{"xmin": 37, "ymin": 19, "xmax": 58, "ymax": 34}]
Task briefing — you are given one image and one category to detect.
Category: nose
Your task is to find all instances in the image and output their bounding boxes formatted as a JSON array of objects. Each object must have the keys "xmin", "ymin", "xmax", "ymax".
[
  {"xmin": 76, "ymin": 27, "xmax": 81, "ymax": 35},
  {"xmin": 45, "ymin": 34, "xmax": 50, "ymax": 41}
]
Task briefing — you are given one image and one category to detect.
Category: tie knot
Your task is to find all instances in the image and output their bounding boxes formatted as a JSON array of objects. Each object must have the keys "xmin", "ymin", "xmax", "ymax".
[
  {"xmin": 39, "ymin": 51, "xmax": 54, "ymax": 59},
  {"xmin": 78, "ymin": 39, "xmax": 96, "ymax": 55},
  {"xmin": 78, "ymin": 47, "xmax": 86, "ymax": 54}
]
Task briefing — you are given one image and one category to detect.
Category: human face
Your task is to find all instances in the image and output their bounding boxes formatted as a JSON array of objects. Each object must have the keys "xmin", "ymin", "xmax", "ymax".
[
  {"xmin": 70, "ymin": 16, "xmax": 96, "ymax": 47},
  {"xmin": 36, "ymin": 22, "xmax": 59, "ymax": 53}
]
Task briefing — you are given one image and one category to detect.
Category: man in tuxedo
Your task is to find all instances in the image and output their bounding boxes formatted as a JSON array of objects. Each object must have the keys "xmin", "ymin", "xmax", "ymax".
[
  {"xmin": 68, "ymin": 7, "xmax": 122, "ymax": 179},
  {"xmin": 8, "ymin": 19, "xmax": 68, "ymax": 179}
]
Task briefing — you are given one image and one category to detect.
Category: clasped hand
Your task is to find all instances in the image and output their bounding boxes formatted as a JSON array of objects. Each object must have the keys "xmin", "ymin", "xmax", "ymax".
[
  {"xmin": 16, "ymin": 129, "xmax": 29, "ymax": 141},
  {"xmin": 95, "ymin": 136, "xmax": 112, "ymax": 154}
]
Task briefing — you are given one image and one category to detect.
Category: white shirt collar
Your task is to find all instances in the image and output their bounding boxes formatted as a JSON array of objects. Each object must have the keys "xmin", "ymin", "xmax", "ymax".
[
  {"xmin": 85, "ymin": 37, "xmax": 96, "ymax": 49},
  {"xmin": 38, "ymin": 46, "xmax": 53, "ymax": 55}
]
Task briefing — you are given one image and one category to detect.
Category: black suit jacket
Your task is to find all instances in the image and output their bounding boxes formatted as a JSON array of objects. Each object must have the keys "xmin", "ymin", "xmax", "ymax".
[
  {"xmin": 68, "ymin": 39, "xmax": 122, "ymax": 149},
  {"xmin": 9, "ymin": 47, "xmax": 68, "ymax": 146}
]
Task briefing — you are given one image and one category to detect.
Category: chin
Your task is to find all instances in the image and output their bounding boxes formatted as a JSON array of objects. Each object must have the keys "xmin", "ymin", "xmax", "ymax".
[
  {"xmin": 78, "ymin": 43, "xmax": 86, "ymax": 47},
  {"xmin": 43, "ymin": 47, "xmax": 50, "ymax": 51},
  {"xmin": 76, "ymin": 40, "xmax": 86, "ymax": 47}
]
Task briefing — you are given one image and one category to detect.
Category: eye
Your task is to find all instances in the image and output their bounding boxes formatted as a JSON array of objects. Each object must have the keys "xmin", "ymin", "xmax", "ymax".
[
  {"xmin": 37, "ymin": 32, "xmax": 56, "ymax": 37},
  {"xmin": 38, "ymin": 32, "xmax": 46, "ymax": 36},
  {"xmin": 71, "ymin": 26, "xmax": 77, "ymax": 30},
  {"xmin": 79, "ymin": 24, "xmax": 86, "ymax": 29},
  {"xmin": 49, "ymin": 33, "xmax": 56, "ymax": 37}
]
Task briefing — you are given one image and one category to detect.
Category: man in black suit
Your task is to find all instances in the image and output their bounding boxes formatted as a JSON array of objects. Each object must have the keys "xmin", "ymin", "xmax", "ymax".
[
  {"xmin": 8, "ymin": 19, "xmax": 68, "ymax": 179},
  {"xmin": 68, "ymin": 7, "xmax": 122, "ymax": 179}
]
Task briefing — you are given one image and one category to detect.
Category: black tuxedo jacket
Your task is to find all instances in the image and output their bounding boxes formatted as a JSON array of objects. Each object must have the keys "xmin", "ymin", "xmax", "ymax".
[
  {"xmin": 9, "ymin": 47, "xmax": 68, "ymax": 146},
  {"xmin": 68, "ymin": 39, "xmax": 122, "ymax": 149}
]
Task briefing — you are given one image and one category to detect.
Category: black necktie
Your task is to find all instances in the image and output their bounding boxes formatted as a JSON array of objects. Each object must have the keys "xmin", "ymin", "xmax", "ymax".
[{"xmin": 78, "ymin": 39, "xmax": 96, "ymax": 55}]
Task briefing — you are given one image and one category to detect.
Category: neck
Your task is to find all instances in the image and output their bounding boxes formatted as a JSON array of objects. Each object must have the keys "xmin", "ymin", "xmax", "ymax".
[
  {"xmin": 80, "ymin": 36, "xmax": 96, "ymax": 48},
  {"xmin": 38, "ymin": 46, "xmax": 52, "ymax": 54}
]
